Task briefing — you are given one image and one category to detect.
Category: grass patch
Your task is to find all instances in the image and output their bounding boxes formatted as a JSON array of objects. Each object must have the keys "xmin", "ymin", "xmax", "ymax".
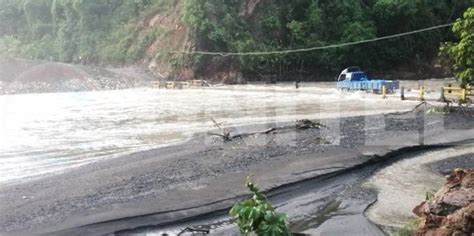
[{"xmin": 391, "ymin": 218, "xmax": 421, "ymax": 236}]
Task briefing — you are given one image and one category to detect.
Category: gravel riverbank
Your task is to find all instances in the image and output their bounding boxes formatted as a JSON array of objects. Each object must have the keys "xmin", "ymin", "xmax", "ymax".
[{"xmin": 0, "ymin": 107, "xmax": 473, "ymax": 235}]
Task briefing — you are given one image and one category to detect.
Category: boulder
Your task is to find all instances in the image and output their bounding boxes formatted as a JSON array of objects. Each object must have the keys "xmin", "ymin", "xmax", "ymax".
[{"xmin": 413, "ymin": 169, "xmax": 474, "ymax": 236}]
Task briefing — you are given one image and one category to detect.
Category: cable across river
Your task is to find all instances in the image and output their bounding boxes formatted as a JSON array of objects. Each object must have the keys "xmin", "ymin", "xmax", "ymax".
[{"xmin": 169, "ymin": 22, "xmax": 455, "ymax": 57}]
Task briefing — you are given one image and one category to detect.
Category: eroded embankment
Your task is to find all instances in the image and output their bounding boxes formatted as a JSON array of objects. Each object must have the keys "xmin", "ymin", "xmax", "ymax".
[
  {"xmin": 0, "ymin": 57, "xmax": 154, "ymax": 94},
  {"xmin": 0, "ymin": 108, "xmax": 473, "ymax": 236}
]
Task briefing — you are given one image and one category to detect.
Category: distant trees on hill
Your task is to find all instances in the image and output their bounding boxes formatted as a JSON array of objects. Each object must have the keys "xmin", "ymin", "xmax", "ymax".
[{"xmin": 0, "ymin": 0, "xmax": 472, "ymax": 80}]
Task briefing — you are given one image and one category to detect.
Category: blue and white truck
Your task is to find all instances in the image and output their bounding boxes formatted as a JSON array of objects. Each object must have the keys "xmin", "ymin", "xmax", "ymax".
[{"xmin": 336, "ymin": 67, "xmax": 399, "ymax": 93}]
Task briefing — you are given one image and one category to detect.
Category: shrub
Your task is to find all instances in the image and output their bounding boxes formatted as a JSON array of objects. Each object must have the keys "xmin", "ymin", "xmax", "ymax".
[
  {"xmin": 230, "ymin": 177, "xmax": 290, "ymax": 236},
  {"xmin": 439, "ymin": 7, "xmax": 474, "ymax": 86}
]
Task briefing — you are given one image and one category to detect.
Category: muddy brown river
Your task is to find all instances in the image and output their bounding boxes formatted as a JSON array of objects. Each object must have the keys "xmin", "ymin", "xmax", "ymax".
[
  {"xmin": 1, "ymin": 79, "xmax": 469, "ymax": 236},
  {"xmin": 1, "ymin": 82, "xmax": 432, "ymax": 184}
]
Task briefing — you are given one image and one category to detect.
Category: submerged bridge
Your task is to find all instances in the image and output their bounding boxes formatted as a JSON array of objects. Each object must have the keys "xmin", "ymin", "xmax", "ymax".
[{"xmin": 152, "ymin": 80, "xmax": 208, "ymax": 89}]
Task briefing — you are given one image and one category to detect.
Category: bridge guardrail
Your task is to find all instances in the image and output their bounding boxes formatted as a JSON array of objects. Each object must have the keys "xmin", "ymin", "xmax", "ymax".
[
  {"xmin": 398, "ymin": 85, "xmax": 472, "ymax": 103},
  {"xmin": 152, "ymin": 80, "xmax": 207, "ymax": 89}
]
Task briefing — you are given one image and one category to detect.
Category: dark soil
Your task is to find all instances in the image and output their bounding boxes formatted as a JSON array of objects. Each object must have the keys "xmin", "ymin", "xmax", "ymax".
[{"xmin": 429, "ymin": 154, "xmax": 474, "ymax": 175}]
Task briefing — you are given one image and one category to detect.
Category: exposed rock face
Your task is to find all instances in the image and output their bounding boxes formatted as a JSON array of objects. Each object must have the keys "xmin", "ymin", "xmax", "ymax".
[{"xmin": 413, "ymin": 169, "xmax": 474, "ymax": 236}]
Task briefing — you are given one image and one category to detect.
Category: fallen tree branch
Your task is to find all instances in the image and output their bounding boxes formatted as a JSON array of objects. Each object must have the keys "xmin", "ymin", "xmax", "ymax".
[
  {"xmin": 392, "ymin": 102, "xmax": 429, "ymax": 115},
  {"xmin": 210, "ymin": 118, "xmax": 232, "ymax": 141},
  {"xmin": 296, "ymin": 119, "xmax": 328, "ymax": 129},
  {"xmin": 209, "ymin": 127, "xmax": 277, "ymax": 141},
  {"xmin": 209, "ymin": 119, "xmax": 327, "ymax": 142},
  {"xmin": 210, "ymin": 118, "xmax": 225, "ymax": 130},
  {"xmin": 207, "ymin": 132, "xmax": 232, "ymax": 141}
]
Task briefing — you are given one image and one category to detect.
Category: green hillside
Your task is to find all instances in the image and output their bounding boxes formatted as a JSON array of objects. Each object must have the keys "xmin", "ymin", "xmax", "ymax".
[{"xmin": 0, "ymin": 0, "xmax": 472, "ymax": 81}]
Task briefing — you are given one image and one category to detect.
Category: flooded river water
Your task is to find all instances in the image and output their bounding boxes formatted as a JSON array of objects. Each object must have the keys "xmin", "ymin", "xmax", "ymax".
[
  {"xmin": 0, "ymin": 82, "xmax": 427, "ymax": 184},
  {"xmin": 365, "ymin": 145, "xmax": 474, "ymax": 230},
  {"xmin": 1, "ymin": 79, "xmax": 470, "ymax": 235}
]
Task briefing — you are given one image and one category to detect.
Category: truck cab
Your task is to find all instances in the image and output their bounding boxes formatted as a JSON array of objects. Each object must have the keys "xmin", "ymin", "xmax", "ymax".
[{"xmin": 337, "ymin": 67, "xmax": 368, "ymax": 82}]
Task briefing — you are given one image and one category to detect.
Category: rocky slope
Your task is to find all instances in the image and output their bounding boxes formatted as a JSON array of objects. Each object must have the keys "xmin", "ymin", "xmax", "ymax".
[{"xmin": 413, "ymin": 169, "xmax": 474, "ymax": 235}]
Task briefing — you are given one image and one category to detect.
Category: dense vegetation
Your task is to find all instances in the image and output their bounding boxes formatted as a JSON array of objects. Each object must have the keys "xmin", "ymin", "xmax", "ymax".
[
  {"xmin": 0, "ymin": 0, "xmax": 176, "ymax": 64},
  {"xmin": 0, "ymin": 0, "xmax": 472, "ymax": 80},
  {"xmin": 183, "ymin": 0, "xmax": 473, "ymax": 79},
  {"xmin": 439, "ymin": 6, "xmax": 474, "ymax": 86}
]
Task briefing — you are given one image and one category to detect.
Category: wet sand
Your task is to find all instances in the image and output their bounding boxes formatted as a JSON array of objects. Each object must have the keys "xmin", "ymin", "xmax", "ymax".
[{"xmin": 0, "ymin": 108, "xmax": 473, "ymax": 235}]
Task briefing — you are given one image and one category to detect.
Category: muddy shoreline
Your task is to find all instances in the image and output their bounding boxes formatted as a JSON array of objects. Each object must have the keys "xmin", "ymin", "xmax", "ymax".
[
  {"xmin": 116, "ymin": 146, "xmax": 473, "ymax": 236},
  {"xmin": 0, "ymin": 109, "xmax": 473, "ymax": 235}
]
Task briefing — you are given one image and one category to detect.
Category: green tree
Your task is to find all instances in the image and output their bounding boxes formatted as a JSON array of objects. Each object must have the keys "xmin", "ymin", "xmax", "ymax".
[
  {"xmin": 439, "ymin": 7, "xmax": 474, "ymax": 86},
  {"xmin": 230, "ymin": 178, "xmax": 290, "ymax": 236},
  {"xmin": 0, "ymin": 0, "xmax": 473, "ymax": 78}
]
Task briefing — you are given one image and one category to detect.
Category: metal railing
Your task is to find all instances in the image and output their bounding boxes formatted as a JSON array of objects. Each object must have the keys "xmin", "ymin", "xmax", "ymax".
[
  {"xmin": 391, "ymin": 85, "xmax": 472, "ymax": 103},
  {"xmin": 441, "ymin": 86, "xmax": 472, "ymax": 102},
  {"xmin": 151, "ymin": 80, "xmax": 207, "ymax": 89}
]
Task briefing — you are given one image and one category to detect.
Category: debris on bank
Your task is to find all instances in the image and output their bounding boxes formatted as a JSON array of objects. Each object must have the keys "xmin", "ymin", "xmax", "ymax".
[
  {"xmin": 413, "ymin": 169, "xmax": 474, "ymax": 235},
  {"xmin": 208, "ymin": 118, "xmax": 327, "ymax": 142}
]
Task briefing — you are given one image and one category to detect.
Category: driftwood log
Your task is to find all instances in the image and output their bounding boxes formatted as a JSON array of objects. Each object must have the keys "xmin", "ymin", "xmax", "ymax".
[{"xmin": 208, "ymin": 118, "xmax": 326, "ymax": 142}]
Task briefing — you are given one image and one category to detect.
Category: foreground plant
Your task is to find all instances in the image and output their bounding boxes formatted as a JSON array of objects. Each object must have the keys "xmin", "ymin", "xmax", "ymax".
[
  {"xmin": 230, "ymin": 177, "xmax": 290, "ymax": 236},
  {"xmin": 392, "ymin": 218, "xmax": 421, "ymax": 236}
]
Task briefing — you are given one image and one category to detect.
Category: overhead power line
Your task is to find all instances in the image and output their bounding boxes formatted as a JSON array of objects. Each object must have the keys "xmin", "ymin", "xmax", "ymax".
[{"xmin": 170, "ymin": 22, "xmax": 454, "ymax": 57}]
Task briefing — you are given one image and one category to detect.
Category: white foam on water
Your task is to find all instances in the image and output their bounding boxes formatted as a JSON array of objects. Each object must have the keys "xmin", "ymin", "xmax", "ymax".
[
  {"xmin": 0, "ymin": 83, "xmax": 417, "ymax": 184},
  {"xmin": 364, "ymin": 145, "xmax": 474, "ymax": 228}
]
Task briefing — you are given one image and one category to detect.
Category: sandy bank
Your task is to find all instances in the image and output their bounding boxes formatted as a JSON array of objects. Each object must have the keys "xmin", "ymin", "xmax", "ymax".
[{"xmin": 0, "ymin": 108, "xmax": 473, "ymax": 235}]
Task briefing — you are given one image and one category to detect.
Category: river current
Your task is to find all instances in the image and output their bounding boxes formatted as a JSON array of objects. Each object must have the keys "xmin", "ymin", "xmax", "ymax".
[{"xmin": 0, "ymin": 82, "xmax": 438, "ymax": 184}]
